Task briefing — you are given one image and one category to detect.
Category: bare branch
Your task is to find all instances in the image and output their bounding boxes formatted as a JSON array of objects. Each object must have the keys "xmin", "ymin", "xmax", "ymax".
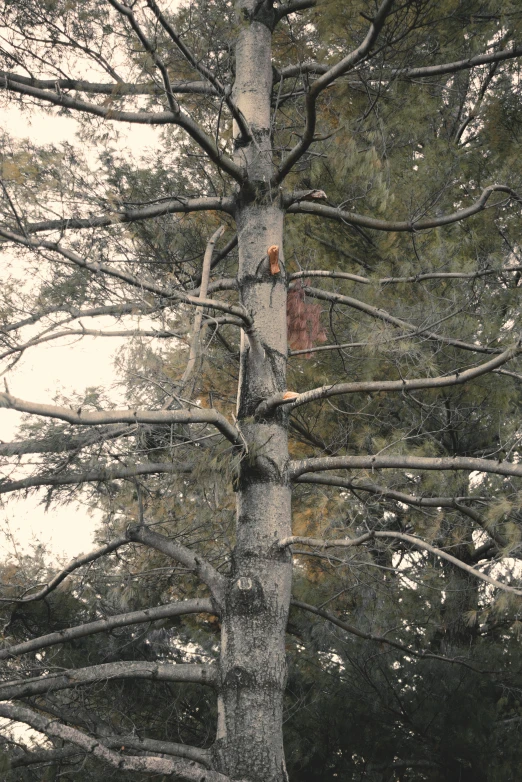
[
  {"xmin": 0, "ymin": 660, "xmax": 216, "ymax": 701},
  {"xmin": 108, "ymin": 737, "xmax": 211, "ymax": 767},
  {"xmin": 0, "ymin": 701, "xmax": 231, "ymax": 781},
  {"xmin": 290, "ymin": 454, "xmax": 522, "ymax": 481},
  {"xmin": 258, "ymin": 341, "xmax": 521, "ymax": 415},
  {"xmin": 0, "ymin": 389, "xmax": 243, "ymax": 445},
  {"xmin": 274, "ymin": 0, "xmax": 317, "ymax": 22},
  {"xmin": 286, "ymin": 185, "xmax": 521, "ymax": 232},
  {"xmin": 179, "ymin": 225, "xmax": 226, "ymax": 391},
  {"xmin": 274, "ymin": 0, "xmax": 395, "ymax": 183},
  {"xmin": 289, "ymin": 266, "xmax": 522, "ymax": 286},
  {"xmin": 9, "ymin": 196, "xmax": 234, "ymax": 240},
  {"xmin": 0, "ymin": 70, "xmax": 216, "ymax": 96},
  {"xmin": 281, "ymin": 532, "xmax": 374, "ymax": 549},
  {"xmin": 284, "ymin": 532, "xmax": 522, "ymax": 595},
  {"xmin": 291, "ymin": 600, "xmax": 486, "ymax": 672},
  {"xmin": 0, "ymin": 598, "xmax": 215, "ymax": 661},
  {"xmin": 126, "ymin": 525, "xmax": 226, "ymax": 603},
  {"xmin": 398, "ymin": 43, "xmax": 522, "ymax": 80},
  {"xmin": 298, "ymin": 284, "xmax": 502, "ymax": 354},
  {"xmin": 294, "ymin": 473, "xmax": 507, "ymax": 549},
  {"xmin": 191, "ymin": 235, "xmax": 239, "ymax": 289},
  {"xmin": 0, "ymin": 75, "xmax": 245, "ymax": 184},
  {"xmin": 1, "ymin": 536, "xmax": 129, "ymax": 603}
]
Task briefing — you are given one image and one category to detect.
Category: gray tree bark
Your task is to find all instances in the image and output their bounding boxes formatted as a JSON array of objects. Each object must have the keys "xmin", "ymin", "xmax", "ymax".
[{"xmin": 212, "ymin": 5, "xmax": 292, "ymax": 780}]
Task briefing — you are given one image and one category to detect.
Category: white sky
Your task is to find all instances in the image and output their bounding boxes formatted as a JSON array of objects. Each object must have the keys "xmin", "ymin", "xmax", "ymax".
[{"xmin": 1, "ymin": 106, "xmax": 160, "ymax": 561}]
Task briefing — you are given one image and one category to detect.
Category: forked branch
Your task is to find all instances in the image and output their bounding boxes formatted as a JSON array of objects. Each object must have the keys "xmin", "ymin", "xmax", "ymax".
[
  {"xmin": 275, "ymin": 0, "xmax": 395, "ymax": 183},
  {"xmin": 282, "ymin": 532, "xmax": 522, "ymax": 596},
  {"xmin": 0, "ymin": 536, "xmax": 129, "ymax": 603},
  {"xmin": 126, "ymin": 525, "xmax": 226, "ymax": 602},
  {"xmin": 0, "ymin": 702, "xmax": 231, "ymax": 781}
]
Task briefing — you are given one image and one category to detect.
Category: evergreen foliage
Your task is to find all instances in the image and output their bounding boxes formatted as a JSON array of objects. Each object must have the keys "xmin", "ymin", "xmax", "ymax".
[{"xmin": 0, "ymin": 1, "xmax": 522, "ymax": 779}]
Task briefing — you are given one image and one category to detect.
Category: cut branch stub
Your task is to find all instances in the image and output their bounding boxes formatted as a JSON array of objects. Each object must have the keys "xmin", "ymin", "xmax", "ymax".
[{"xmin": 268, "ymin": 245, "xmax": 281, "ymax": 275}]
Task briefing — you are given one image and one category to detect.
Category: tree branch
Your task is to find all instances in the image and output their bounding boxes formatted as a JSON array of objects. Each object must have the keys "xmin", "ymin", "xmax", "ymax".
[
  {"xmin": 0, "ymin": 701, "xmax": 231, "ymax": 781},
  {"xmin": 0, "ymin": 226, "xmax": 250, "ymax": 327},
  {"xmin": 0, "ymin": 70, "xmax": 216, "ymax": 96},
  {"xmin": 0, "ymin": 424, "xmax": 134, "ymax": 456},
  {"xmin": 398, "ymin": 43, "xmax": 522, "ymax": 80},
  {"xmin": 274, "ymin": 0, "xmax": 395, "ymax": 183},
  {"xmin": 9, "ymin": 737, "xmax": 211, "ymax": 770},
  {"xmin": 289, "ymin": 266, "xmax": 522, "ymax": 286},
  {"xmin": 258, "ymin": 341, "xmax": 520, "ymax": 415},
  {"xmin": 0, "ymin": 302, "xmax": 164, "ymax": 336},
  {"xmin": 284, "ymin": 532, "xmax": 522, "ymax": 595},
  {"xmin": 0, "ymin": 390, "xmax": 243, "ymax": 445},
  {"xmin": 179, "ymin": 225, "xmax": 225, "ymax": 391},
  {"xmin": 0, "ymin": 461, "xmax": 196, "ymax": 495},
  {"xmin": 145, "ymin": 0, "xmax": 251, "ymax": 142},
  {"xmin": 291, "ymin": 600, "xmax": 486, "ymax": 672},
  {"xmin": 7, "ymin": 196, "xmax": 234, "ymax": 240},
  {"xmin": 286, "ymin": 185, "xmax": 521, "ymax": 232},
  {"xmin": 0, "ymin": 660, "xmax": 216, "ymax": 702},
  {"xmin": 278, "ymin": 43, "xmax": 522, "ymax": 83},
  {"xmin": 296, "ymin": 284, "xmax": 502, "ymax": 354},
  {"xmin": 1, "ymin": 536, "xmax": 129, "ymax": 603},
  {"xmin": 294, "ymin": 473, "xmax": 507, "ymax": 550},
  {"xmin": 274, "ymin": 0, "xmax": 317, "ymax": 22},
  {"xmin": 290, "ymin": 454, "xmax": 522, "ymax": 480},
  {"xmin": 0, "ymin": 326, "xmax": 182, "ymax": 362},
  {"xmin": 0, "ymin": 598, "xmax": 215, "ymax": 661},
  {"xmin": 0, "ymin": 75, "xmax": 245, "ymax": 184},
  {"xmin": 126, "ymin": 525, "xmax": 226, "ymax": 604}
]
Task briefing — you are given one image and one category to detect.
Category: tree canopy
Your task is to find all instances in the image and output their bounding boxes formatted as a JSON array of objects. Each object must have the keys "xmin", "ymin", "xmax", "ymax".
[{"xmin": 0, "ymin": 1, "xmax": 522, "ymax": 780}]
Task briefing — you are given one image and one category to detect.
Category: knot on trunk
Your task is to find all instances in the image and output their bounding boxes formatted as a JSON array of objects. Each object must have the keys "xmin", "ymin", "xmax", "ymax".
[
  {"xmin": 228, "ymin": 575, "xmax": 265, "ymax": 614},
  {"xmin": 223, "ymin": 665, "xmax": 256, "ymax": 691}
]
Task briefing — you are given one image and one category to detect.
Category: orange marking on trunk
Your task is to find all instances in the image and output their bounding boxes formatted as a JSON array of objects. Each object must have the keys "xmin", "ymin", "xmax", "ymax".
[{"xmin": 268, "ymin": 245, "xmax": 280, "ymax": 275}]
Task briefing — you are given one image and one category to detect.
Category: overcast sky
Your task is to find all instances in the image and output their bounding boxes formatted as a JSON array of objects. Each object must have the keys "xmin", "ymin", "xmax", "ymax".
[{"xmin": 1, "ymin": 106, "xmax": 159, "ymax": 561}]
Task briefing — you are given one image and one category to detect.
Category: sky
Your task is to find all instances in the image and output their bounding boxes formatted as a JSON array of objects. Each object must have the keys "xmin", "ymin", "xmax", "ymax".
[{"xmin": 0, "ymin": 105, "xmax": 159, "ymax": 562}]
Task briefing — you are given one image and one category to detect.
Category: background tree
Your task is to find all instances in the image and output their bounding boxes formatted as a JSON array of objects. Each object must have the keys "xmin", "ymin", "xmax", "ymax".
[{"xmin": 1, "ymin": 0, "xmax": 522, "ymax": 780}]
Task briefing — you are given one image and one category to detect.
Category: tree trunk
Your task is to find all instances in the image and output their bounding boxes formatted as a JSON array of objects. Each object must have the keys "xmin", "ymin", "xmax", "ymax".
[{"xmin": 213, "ymin": 5, "xmax": 292, "ymax": 781}]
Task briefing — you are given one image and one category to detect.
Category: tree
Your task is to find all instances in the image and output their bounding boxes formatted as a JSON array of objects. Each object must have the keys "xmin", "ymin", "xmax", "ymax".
[{"xmin": 1, "ymin": 0, "xmax": 522, "ymax": 780}]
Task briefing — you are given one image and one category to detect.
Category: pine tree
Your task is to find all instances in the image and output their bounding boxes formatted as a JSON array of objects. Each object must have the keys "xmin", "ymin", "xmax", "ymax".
[{"xmin": 1, "ymin": 1, "xmax": 522, "ymax": 780}]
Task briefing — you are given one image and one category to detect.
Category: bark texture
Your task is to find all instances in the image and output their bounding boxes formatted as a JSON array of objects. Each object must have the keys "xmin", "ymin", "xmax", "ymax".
[{"xmin": 212, "ymin": 4, "xmax": 292, "ymax": 780}]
